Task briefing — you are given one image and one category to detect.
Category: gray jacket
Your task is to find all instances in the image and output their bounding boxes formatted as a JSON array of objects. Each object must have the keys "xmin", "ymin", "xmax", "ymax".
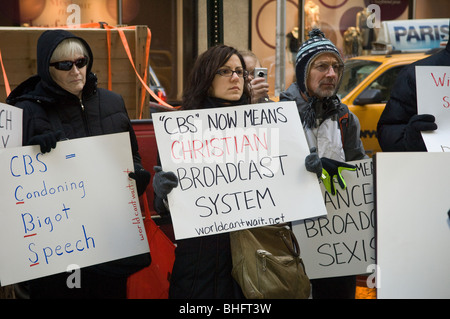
[{"xmin": 280, "ymin": 82, "xmax": 367, "ymax": 161}]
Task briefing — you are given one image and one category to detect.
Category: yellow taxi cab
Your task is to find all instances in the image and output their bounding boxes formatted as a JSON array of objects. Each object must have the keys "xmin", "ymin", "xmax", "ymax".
[
  {"xmin": 337, "ymin": 52, "xmax": 429, "ymax": 156},
  {"xmin": 337, "ymin": 18, "xmax": 449, "ymax": 156}
]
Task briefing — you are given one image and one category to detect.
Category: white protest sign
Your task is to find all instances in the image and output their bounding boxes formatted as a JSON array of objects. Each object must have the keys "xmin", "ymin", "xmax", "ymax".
[
  {"xmin": 153, "ymin": 101, "xmax": 327, "ymax": 240},
  {"xmin": 416, "ymin": 66, "xmax": 450, "ymax": 152},
  {"xmin": 292, "ymin": 158, "xmax": 375, "ymax": 279},
  {"xmin": 376, "ymin": 152, "xmax": 450, "ymax": 299},
  {"xmin": 0, "ymin": 103, "xmax": 22, "ymax": 148},
  {"xmin": 0, "ymin": 132, "xmax": 149, "ymax": 286}
]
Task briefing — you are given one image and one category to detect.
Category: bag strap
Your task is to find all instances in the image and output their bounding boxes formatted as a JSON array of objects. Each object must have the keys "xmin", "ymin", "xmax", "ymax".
[
  {"xmin": 106, "ymin": 27, "xmax": 112, "ymax": 91},
  {"xmin": 339, "ymin": 111, "xmax": 349, "ymax": 146},
  {"xmin": 278, "ymin": 228, "xmax": 301, "ymax": 258},
  {"xmin": 0, "ymin": 49, "xmax": 11, "ymax": 97}
]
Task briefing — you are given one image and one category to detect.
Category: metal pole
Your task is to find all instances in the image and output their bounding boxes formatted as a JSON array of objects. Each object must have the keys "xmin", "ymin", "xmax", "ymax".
[
  {"xmin": 300, "ymin": 0, "xmax": 305, "ymax": 43},
  {"xmin": 408, "ymin": 0, "xmax": 416, "ymax": 19},
  {"xmin": 207, "ymin": 0, "xmax": 224, "ymax": 48},
  {"xmin": 275, "ymin": 0, "xmax": 286, "ymax": 96},
  {"xmin": 117, "ymin": 0, "xmax": 123, "ymax": 25}
]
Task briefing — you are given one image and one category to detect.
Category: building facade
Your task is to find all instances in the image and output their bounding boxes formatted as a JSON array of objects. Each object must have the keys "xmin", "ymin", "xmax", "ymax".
[{"xmin": 0, "ymin": 0, "xmax": 448, "ymax": 104}]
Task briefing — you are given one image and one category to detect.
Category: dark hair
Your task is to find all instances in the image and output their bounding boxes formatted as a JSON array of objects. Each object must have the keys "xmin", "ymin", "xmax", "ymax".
[{"xmin": 182, "ymin": 44, "xmax": 251, "ymax": 110}]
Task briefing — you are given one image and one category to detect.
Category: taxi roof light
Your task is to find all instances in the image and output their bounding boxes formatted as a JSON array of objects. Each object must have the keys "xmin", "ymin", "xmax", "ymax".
[{"xmin": 371, "ymin": 42, "xmax": 393, "ymax": 55}]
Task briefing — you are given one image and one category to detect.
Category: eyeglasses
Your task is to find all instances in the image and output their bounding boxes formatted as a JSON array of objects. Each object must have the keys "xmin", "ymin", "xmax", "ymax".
[
  {"xmin": 312, "ymin": 62, "xmax": 343, "ymax": 74},
  {"xmin": 50, "ymin": 57, "xmax": 88, "ymax": 71},
  {"xmin": 216, "ymin": 68, "xmax": 247, "ymax": 78}
]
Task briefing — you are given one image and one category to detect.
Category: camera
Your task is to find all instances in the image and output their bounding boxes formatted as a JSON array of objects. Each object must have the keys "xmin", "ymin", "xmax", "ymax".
[{"xmin": 254, "ymin": 67, "xmax": 267, "ymax": 81}]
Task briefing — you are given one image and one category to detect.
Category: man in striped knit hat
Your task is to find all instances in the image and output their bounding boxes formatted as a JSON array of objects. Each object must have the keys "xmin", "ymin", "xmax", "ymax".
[{"xmin": 280, "ymin": 29, "xmax": 367, "ymax": 299}]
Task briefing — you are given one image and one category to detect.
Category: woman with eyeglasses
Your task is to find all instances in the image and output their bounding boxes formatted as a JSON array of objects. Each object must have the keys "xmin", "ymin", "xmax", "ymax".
[
  {"xmin": 6, "ymin": 29, "xmax": 151, "ymax": 299},
  {"xmin": 181, "ymin": 45, "xmax": 251, "ymax": 110},
  {"xmin": 153, "ymin": 44, "xmax": 251, "ymax": 299}
]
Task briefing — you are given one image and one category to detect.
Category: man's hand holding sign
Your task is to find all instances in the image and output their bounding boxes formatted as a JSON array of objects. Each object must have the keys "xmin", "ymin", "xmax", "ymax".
[{"xmin": 416, "ymin": 66, "xmax": 450, "ymax": 152}]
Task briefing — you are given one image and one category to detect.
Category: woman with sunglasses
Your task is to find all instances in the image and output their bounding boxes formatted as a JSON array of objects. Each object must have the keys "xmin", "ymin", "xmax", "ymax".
[
  {"xmin": 6, "ymin": 29, "xmax": 150, "ymax": 299},
  {"xmin": 152, "ymin": 44, "xmax": 251, "ymax": 299}
]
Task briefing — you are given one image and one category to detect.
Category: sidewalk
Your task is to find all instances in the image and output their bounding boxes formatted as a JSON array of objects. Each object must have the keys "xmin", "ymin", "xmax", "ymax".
[{"xmin": 355, "ymin": 275, "xmax": 376, "ymax": 299}]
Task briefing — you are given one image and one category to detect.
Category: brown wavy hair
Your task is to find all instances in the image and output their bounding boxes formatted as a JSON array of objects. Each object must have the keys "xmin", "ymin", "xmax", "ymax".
[{"xmin": 182, "ymin": 44, "xmax": 251, "ymax": 110}]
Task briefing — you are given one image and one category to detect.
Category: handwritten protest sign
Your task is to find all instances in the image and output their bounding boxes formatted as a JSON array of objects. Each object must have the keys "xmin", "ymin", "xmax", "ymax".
[
  {"xmin": 0, "ymin": 102, "xmax": 22, "ymax": 148},
  {"xmin": 0, "ymin": 132, "xmax": 149, "ymax": 286},
  {"xmin": 416, "ymin": 66, "xmax": 450, "ymax": 152},
  {"xmin": 153, "ymin": 101, "xmax": 327, "ymax": 240},
  {"xmin": 292, "ymin": 158, "xmax": 375, "ymax": 279},
  {"xmin": 376, "ymin": 152, "xmax": 450, "ymax": 298}
]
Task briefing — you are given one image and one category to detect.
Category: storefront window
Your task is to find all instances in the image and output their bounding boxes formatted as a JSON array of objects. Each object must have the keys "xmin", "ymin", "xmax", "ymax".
[
  {"xmin": 0, "ymin": 0, "xmax": 197, "ymax": 106},
  {"xmin": 250, "ymin": 0, "xmax": 411, "ymax": 97}
]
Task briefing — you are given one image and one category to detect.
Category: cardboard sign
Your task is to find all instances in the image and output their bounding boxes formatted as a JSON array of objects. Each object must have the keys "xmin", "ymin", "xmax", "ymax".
[
  {"xmin": 416, "ymin": 66, "xmax": 450, "ymax": 152},
  {"xmin": 153, "ymin": 101, "xmax": 327, "ymax": 240},
  {"xmin": 292, "ymin": 158, "xmax": 375, "ymax": 279},
  {"xmin": 376, "ymin": 152, "xmax": 450, "ymax": 298},
  {"xmin": 0, "ymin": 102, "xmax": 22, "ymax": 148},
  {"xmin": 0, "ymin": 132, "xmax": 149, "ymax": 286}
]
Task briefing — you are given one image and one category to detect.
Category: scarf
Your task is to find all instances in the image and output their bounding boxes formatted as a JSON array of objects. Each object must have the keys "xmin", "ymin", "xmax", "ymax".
[
  {"xmin": 302, "ymin": 94, "xmax": 341, "ymax": 129},
  {"xmin": 204, "ymin": 95, "xmax": 249, "ymax": 109}
]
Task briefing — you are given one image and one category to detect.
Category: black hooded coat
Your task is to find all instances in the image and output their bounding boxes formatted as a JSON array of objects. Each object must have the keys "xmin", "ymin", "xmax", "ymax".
[
  {"xmin": 6, "ymin": 30, "xmax": 150, "ymax": 299},
  {"xmin": 7, "ymin": 30, "xmax": 141, "ymax": 157}
]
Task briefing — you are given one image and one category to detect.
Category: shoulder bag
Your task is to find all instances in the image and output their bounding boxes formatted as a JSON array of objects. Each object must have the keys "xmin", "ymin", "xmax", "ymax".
[{"xmin": 230, "ymin": 224, "xmax": 311, "ymax": 299}]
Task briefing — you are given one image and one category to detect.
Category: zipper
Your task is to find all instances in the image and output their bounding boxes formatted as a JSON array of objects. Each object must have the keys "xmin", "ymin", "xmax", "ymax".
[
  {"xmin": 257, "ymin": 249, "xmax": 271, "ymax": 272},
  {"xmin": 80, "ymin": 99, "xmax": 91, "ymax": 136}
]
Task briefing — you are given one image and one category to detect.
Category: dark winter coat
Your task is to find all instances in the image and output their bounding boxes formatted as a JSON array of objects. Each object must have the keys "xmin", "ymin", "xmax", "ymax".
[
  {"xmin": 167, "ymin": 97, "xmax": 247, "ymax": 299},
  {"xmin": 6, "ymin": 29, "xmax": 149, "ymax": 299},
  {"xmin": 377, "ymin": 40, "xmax": 450, "ymax": 152}
]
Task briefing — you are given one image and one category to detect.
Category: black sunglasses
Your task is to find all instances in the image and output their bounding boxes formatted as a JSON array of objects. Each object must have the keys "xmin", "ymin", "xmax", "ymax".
[{"xmin": 50, "ymin": 57, "xmax": 88, "ymax": 71}]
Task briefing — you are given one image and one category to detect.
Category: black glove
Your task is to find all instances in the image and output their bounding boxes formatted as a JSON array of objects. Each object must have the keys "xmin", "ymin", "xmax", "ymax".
[
  {"xmin": 404, "ymin": 114, "xmax": 437, "ymax": 151},
  {"xmin": 128, "ymin": 168, "xmax": 151, "ymax": 196},
  {"xmin": 153, "ymin": 166, "xmax": 178, "ymax": 199},
  {"xmin": 27, "ymin": 131, "xmax": 63, "ymax": 153},
  {"xmin": 305, "ymin": 147, "xmax": 322, "ymax": 178},
  {"xmin": 320, "ymin": 158, "xmax": 356, "ymax": 196}
]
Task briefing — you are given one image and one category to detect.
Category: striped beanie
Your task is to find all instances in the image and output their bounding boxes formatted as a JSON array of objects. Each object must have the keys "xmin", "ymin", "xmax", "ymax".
[{"xmin": 295, "ymin": 29, "xmax": 343, "ymax": 94}]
